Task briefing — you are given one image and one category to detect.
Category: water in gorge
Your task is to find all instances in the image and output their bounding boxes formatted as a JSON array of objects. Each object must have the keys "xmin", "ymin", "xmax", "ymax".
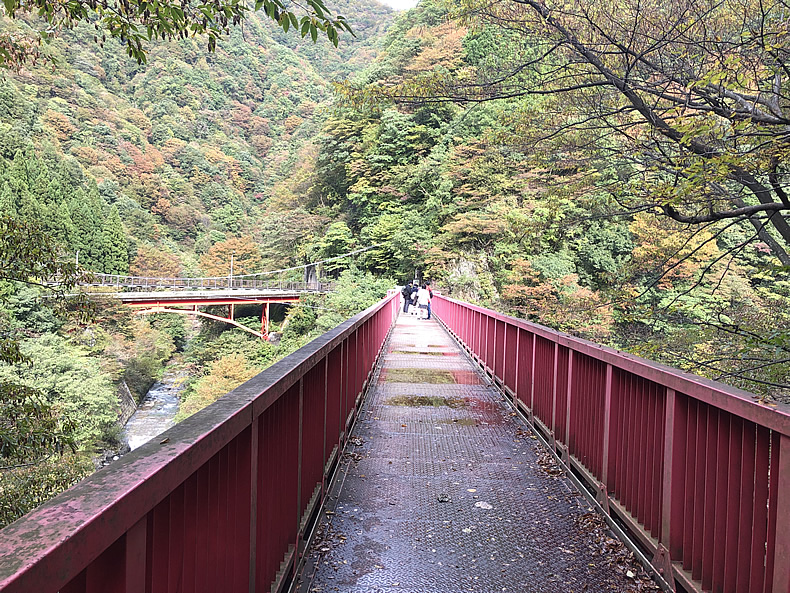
[{"xmin": 123, "ymin": 368, "xmax": 187, "ymax": 450}]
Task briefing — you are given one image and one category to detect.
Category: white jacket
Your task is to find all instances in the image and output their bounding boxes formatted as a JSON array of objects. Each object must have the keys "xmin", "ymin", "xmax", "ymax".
[{"xmin": 417, "ymin": 287, "xmax": 431, "ymax": 305}]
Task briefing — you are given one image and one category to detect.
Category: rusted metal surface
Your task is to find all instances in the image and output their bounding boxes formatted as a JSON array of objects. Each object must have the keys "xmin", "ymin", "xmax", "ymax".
[
  {"xmin": 301, "ymin": 314, "xmax": 650, "ymax": 593},
  {"xmin": 432, "ymin": 295, "xmax": 790, "ymax": 593},
  {"xmin": 0, "ymin": 293, "xmax": 400, "ymax": 593}
]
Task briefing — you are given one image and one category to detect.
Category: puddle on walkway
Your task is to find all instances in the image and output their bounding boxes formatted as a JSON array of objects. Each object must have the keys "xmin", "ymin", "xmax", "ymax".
[
  {"xmin": 385, "ymin": 395, "xmax": 469, "ymax": 408},
  {"xmin": 380, "ymin": 368, "xmax": 456, "ymax": 383},
  {"xmin": 390, "ymin": 350, "xmax": 457, "ymax": 356},
  {"xmin": 379, "ymin": 368, "xmax": 483, "ymax": 385}
]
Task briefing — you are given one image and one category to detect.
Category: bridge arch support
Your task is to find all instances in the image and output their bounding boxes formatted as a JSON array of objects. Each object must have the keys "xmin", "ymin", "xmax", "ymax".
[{"xmin": 135, "ymin": 306, "xmax": 268, "ymax": 339}]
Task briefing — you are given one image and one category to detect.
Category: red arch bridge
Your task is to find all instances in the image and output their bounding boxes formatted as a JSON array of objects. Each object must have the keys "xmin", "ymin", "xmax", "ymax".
[
  {"xmin": 86, "ymin": 273, "xmax": 336, "ymax": 339},
  {"xmin": 0, "ymin": 294, "xmax": 787, "ymax": 593}
]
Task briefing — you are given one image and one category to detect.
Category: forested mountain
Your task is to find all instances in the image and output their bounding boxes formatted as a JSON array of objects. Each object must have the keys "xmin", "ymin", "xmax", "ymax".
[{"xmin": 0, "ymin": 0, "xmax": 392, "ymax": 275}]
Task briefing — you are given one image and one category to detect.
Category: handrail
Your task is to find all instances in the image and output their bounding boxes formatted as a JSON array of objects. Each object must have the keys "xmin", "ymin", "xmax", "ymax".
[
  {"xmin": 80, "ymin": 273, "xmax": 335, "ymax": 292},
  {"xmin": 0, "ymin": 292, "xmax": 400, "ymax": 593},
  {"xmin": 432, "ymin": 294, "xmax": 790, "ymax": 593}
]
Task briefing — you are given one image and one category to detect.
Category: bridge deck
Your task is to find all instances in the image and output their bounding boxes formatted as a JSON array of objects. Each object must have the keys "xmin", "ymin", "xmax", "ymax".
[{"xmin": 300, "ymin": 314, "xmax": 651, "ymax": 593}]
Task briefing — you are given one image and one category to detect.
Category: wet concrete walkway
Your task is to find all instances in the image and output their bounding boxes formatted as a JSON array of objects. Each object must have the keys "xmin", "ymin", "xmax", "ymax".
[{"xmin": 301, "ymin": 314, "xmax": 650, "ymax": 593}]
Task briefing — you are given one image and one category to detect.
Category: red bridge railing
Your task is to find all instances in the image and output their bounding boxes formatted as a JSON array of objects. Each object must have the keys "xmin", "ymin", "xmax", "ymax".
[
  {"xmin": 0, "ymin": 293, "xmax": 400, "ymax": 593},
  {"xmin": 432, "ymin": 295, "xmax": 790, "ymax": 593}
]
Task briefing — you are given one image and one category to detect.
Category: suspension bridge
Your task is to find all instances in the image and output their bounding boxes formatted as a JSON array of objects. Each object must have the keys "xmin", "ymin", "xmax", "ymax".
[{"xmin": 0, "ymin": 293, "xmax": 787, "ymax": 593}]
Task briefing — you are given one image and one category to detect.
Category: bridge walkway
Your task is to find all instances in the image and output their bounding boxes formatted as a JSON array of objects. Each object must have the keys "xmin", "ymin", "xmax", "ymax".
[{"xmin": 300, "ymin": 313, "xmax": 649, "ymax": 593}]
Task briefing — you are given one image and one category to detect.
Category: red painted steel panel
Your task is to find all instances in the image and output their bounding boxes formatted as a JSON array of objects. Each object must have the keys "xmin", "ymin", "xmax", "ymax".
[
  {"xmin": 722, "ymin": 417, "xmax": 743, "ymax": 593},
  {"xmin": 208, "ymin": 454, "xmax": 222, "ymax": 591},
  {"xmin": 680, "ymin": 398, "xmax": 695, "ymax": 570},
  {"xmin": 655, "ymin": 386, "xmax": 666, "ymax": 537},
  {"xmin": 750, "ymin": 426, "xmax": 771, "ymax": 593},
  {"xmin": 471, "ymin": 311, "xmax": 480, "ymax": 357},
  {"xmin": 326, "ymin": 345, "xmax": 343, "ymax": 460},
  {"xmin": 346, "ymin": 332, "xmax": 358, "ymax": 419},
  {"xmin": 735, "ymin": 420, "xmax": 757, "ymax": 591},
  {"xmin": 166, "ymin": 484, "xmax": 185, "ymax": 593},
  {"xmin": 639, "ymin": 375, "xmax": 651, "ymax": 527},
  {"xmin": 194, "ymin": 463, "xmax": 210, "ymax": 593},
  {"xmin": 648, "ymin": 382, "xmax": 660, "ymax": 534},
  {"xmin": 85, "ymin": 538, "xmax": 125, "ymax": 593},
  {"xmin": 149, "ymin": 498, "xmax": 171, "ymax": 593},
  {"xmin": 629, "ymin": 375, "xmax": 641, "ymax": 527},
  {"xmin": 532, "ymin": 336, "xmax": 554, "ymax": 430},
  {"xmin": 667, "ymin": 391, "xmax": 687, "ymax": 560},
  {"xmin": 568, "ymin": 353, "xmax": 605, "ymax": 477},
  {"xmin": 608, "ymin": 369, "xmax": 624, "ymax": 505},
  {"xmin": 764, "ymin": 431, "xmax": 781, "ymax": 593},
  {"xmin": 690, "ymin": 403, "xmax": 706, "ymax": 580},
  {"xmin": 700, "ymin": 409, "xmax": 719, "ymax": 590},
  {"xmin": 504, "ymin": 324, "xmax": 518, "ymax": 393},
  {"xmin": 770, "ymin": 434, "xmax": 790, "ymax": 593},
  {"xmin": 515, "ymin": 329, "xmax": 533, "ymax": 407},
  {"xmin": 126, "ymin": 519, "xmax": 147, "ymax": 593},
  {"xmin": 62, "ymin": 570, "xmax": 86, "ymax": 593},
  {"xmin": 712, "ymin": 414, "xmax": 730, "ymax": 593},
  {"xmin": 635, "ymin": 377, "xmax": 648, "ymax": 531},
  {"xmin": 555, "ymin": 346, "xmax": 569, "ymax": 445},
  {"xmin": 494, "ymin": 319, "xmax": 505, "ymax": 378},
  {"xmin": 181, "ymin": 475, "xmax": 197, "ymax": 593},
  {"xmin": 302, "ymin": 362, "xmax": 327, "ymax": 515},
  {"xmin": 486, "ymin": 316, "xmax": 495, "ymax": 370}
]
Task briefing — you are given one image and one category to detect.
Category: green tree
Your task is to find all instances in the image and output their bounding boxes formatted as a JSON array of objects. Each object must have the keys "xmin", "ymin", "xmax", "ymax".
[
  {"xmin": 69, "ymin": 193, "xmax": 104, "ymax": 270},
  {"xmin": 0, "ymin": 214, "xmax": 93, "ymax": 473},
  {"xmin": 100, "ymin": 206, "xmax": 129, "ymax": 274},
  {"xmin": 50, "ymin": 201, "xmax": 77, "ymax": 249},
  {"xmin": 1, "ymin": 0, "xmax": 352, "ymax": 68},
  {"xmin": 414, "ymin": 0, "xmax": 790, "ymax": 264},
  {"xmin": 313, "ymin": 221, "xmax": 355, "ymax": 276}
]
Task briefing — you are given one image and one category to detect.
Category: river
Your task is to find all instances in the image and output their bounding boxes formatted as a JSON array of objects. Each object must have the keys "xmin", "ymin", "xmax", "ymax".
[{"xmin": 123, "ymin": 368, "xmax": 187, "ymax": 451}]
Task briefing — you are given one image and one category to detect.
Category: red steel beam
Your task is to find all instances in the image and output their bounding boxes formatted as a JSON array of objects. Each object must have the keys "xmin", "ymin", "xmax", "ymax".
[{"xmin": 123, "ymin": 297, "xmax": 300, "ymax": 307}]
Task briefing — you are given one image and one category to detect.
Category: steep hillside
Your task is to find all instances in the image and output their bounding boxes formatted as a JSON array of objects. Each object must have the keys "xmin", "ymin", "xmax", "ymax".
[{"xmin": 0, "ymin": 1, "xmax": 393, "ymax": 275}]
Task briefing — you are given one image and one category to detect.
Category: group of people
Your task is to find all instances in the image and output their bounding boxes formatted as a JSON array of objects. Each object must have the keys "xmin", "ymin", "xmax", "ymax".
[{"xmin": 401, "ymin": 280, "xmax": 432, "ymax": 320}]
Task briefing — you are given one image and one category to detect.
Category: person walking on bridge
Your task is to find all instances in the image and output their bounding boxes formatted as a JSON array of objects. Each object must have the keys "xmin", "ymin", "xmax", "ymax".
[
  {"xmin": 401, "ymin": 281, "xmax": 413, "ymax": 313},
  {"xmin": 410, "ymin": 282, "xmax": 419, "ymax": 314},
  {"xmin": 416, "ymin": 283, "xmax": 431, "ymax": 320},
  {"xmin": 425, "ymin": 282, "xmax": 433, "ymax": 319}
]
